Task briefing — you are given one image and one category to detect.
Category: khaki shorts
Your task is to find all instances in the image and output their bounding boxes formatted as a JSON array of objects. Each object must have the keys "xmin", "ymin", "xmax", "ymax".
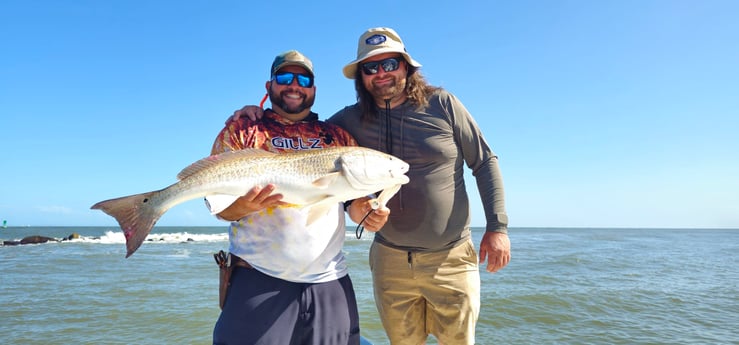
[{"xmin": 369, "ymin": 238, "xmax": 481, "ymax": 345}]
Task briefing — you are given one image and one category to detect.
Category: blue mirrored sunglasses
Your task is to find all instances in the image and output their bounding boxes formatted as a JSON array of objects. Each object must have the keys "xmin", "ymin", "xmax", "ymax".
[
  {"xmin": 273, "ymin": 72, "xmax": 314, "ymax": 88},
  {"xmin": 361, "ymin": 57, "xmax": 402, "ymax": 75}
]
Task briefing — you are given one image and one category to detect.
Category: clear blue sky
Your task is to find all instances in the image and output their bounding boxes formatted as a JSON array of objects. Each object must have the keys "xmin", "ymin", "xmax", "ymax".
[{"xmin": 2, "ymin": 0, "xmax": 737, "ymax": 229}]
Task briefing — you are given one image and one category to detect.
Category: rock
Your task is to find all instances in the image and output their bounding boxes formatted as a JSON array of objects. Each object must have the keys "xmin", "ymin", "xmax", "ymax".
[
  {"xmin": 63, "ymin": 233, "xmax": 80, "ymax": 241},
  {"xmin": 20, "ymin": 235, "xmax": 59, "ymax": 244},
  {"xmin": 2, "ymin": 234, "xmax": 79, "ymax": 246}
]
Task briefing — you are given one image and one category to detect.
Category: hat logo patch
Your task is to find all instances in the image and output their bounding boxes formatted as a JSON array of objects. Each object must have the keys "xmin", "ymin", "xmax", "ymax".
[{"xmin": 365, "ymin": 34, "xmax": 387, "ymax": 45}]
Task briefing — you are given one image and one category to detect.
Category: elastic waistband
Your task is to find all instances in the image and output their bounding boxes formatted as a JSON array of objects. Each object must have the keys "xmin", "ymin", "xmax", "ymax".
[{"xmin": 374, "ymin": 234, "xmax": 472, "ymax": 253}]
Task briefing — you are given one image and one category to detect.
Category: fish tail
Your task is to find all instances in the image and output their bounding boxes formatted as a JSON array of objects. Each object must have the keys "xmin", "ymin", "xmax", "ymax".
[{"xmin": 91, "ymin": 191, "xmax": 165, "ymax": 257}]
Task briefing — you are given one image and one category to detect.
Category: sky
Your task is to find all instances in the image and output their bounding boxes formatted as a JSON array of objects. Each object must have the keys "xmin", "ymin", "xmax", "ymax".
[{"xmin": 1, "ymin": 0, "xmax": 737, "ymax": 229}]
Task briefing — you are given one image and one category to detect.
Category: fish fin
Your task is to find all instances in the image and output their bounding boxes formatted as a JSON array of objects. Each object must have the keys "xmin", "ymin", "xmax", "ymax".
[
  {"xmin": 205, "ymin": 194, "xmax": 240, "ymax": 215},
  {"xmin": 177, "ymin": 149, "xmax": 277, "ymax": 180},
  {"xmin": 371, "ymin": 184, "xmax": 403, "ymax": 209},
  {"xmin": 305, "ymin": 202, "xmax": 334, "ymax": 226},
  {"xmin": 311, "ymin": 172, "xmax": 341, "ymax": 189},
  {"xmin": 91, "ymin": 191, "xmax": 166, "ymax": 258}
]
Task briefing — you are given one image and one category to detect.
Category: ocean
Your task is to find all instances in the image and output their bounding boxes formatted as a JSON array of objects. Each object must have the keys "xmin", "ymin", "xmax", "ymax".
[{"xmin": 1, "ymin": 226, "xmax": 737, "ymax": 345}]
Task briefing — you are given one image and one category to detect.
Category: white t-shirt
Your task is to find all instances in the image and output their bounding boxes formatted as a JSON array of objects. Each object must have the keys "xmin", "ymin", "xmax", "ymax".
[{"xmin": 207, "ymin": 195, "xmax": 348, "ymax": 283}]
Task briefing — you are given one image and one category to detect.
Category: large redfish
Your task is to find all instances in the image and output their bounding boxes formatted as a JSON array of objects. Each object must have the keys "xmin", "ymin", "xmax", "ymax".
[{"xmin": 91, "ymin": 147, "xmax": 409, "ymax": 257}]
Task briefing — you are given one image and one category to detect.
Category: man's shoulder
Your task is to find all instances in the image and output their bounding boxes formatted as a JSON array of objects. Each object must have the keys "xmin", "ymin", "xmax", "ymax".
[
  {"xmin": 425, "ymin": 88, "xmax": 466, "ymax": 113},
  {"xmin": 327, "ymin": 104, "xmax": 360, "ymax": 124},
  {"xmin": 313, "ymin": 119, "xmax": 343, "ymax": 131},
  {"xmin": 226, "ymin": 115, "xmax": 261, "ymax": 129},
  {"xmin": 430, "ymin": 88, "xmax": 454, "ymax": 102}
]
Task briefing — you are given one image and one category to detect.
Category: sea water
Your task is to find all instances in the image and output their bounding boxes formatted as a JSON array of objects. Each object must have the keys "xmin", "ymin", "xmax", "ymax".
[{"xmin": 1, "ymin": 227, "xmax": 737, "ymax": 345}]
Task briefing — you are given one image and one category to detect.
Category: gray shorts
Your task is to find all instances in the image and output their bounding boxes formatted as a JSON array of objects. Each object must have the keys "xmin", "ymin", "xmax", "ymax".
[{"xmin": 213, "ymin": 266, "xmax": 360, "ymax": 345}]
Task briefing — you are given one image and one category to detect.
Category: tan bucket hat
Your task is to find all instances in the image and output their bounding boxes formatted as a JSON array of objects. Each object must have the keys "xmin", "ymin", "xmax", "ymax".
[
  {"xmin": 271, "ymin": 50, "xmax": 314, "ymax": 77},
  {"xmin": 342, "ymin": 27, "xmax": 422, "ymax": 79}
]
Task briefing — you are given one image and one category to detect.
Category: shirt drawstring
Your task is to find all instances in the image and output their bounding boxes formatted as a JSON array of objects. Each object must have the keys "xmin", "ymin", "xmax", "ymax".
[
  {"xmin": 376, "ymin": 100, "xmax": 404, "ymax": 213},
  {"xmin": 384, "ymin": 99, "xmax": 392, "ymax": 154},
  {"xmin": 398, "ymin": 113, "xmax": 404, "ymax": 212},
  {"xmin": 381, "ymin": 100, "xmax": 405, "ymax": 212}
]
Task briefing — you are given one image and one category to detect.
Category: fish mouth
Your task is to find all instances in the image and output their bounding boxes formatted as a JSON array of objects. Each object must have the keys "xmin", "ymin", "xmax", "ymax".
[
  {"xmin": 385, "ymin": 169, "xmax": 409, "ymax": 184},
  {"xmin": 394, "ymin": 164, "xmax": 410, "ymax": 181}
]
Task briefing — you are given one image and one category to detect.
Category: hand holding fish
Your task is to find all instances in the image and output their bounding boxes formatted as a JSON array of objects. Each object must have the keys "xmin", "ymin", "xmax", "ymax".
[
  {"xmin": 216, "ymin": 184, "xmax": 287, "ymax": 221},
  {"xmin": 347, "ymin": 196, "xmax": 390, "ymax": 232}
]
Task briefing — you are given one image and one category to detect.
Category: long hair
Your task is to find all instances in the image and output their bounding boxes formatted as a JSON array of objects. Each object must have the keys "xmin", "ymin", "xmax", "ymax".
[{"xmin": 354, "ymin": 62, "xmax": 441, "ymax": 120}]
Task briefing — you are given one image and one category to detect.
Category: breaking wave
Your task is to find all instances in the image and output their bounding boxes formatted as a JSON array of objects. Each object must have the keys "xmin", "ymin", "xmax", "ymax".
[{"xmin": 73, "ymin": 231, "xmax": 229, "ymax": 244}]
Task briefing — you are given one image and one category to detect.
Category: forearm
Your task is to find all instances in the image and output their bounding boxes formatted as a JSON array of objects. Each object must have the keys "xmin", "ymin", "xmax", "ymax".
[
  {"xmin": 475, "ymin": 156, "xmax": 508, "ymax": 233},
  {"xmin": 217, "ymin": 202, "xmax": 250, "ymax": 221}
]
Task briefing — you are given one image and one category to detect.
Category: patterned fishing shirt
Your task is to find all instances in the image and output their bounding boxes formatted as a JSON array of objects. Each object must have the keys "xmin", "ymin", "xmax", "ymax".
[{"xmin": 207, "ymin": 109, "xmax": 357, "ymax": 283}]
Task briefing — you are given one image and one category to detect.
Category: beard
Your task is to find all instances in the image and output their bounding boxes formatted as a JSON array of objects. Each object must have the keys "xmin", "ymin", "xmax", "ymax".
[
  {"xmin": 269, "ymin": 90, "xmax": 315, "ymax": 114},
  {"xmin": 368, "ymin": 75, "xmax": 407, "ymax": 101}
]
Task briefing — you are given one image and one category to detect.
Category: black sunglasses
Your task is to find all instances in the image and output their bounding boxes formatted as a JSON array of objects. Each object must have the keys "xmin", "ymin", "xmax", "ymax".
[
  {"xmin": 272, "ymin": 72, "xmax": 314, "ymax": 88},
  {"xmin": 360, "ymin": 57, "xmax": 402, "ymax": 75}
]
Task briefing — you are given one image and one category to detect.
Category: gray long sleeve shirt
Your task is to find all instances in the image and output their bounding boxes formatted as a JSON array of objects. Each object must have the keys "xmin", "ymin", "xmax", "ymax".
[{"xmin": 329, "ymin": 89, "xmax": 507, "ymax": 252}]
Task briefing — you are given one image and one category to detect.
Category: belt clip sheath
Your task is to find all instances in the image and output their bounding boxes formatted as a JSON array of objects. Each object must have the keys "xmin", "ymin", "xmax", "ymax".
[{"xmin": 215, "ymin": 250, "xmax": 233, "ymax": 309}]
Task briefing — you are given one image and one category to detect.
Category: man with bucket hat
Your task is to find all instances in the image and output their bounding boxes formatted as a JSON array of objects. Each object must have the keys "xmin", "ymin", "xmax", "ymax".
[
  {"xmin": 330, "ymin": 26, "xmax": 510, "ymax": 345},
  {"xmin": 230, "ymin": 28, "xmax": 510, "ymax": 345}
]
